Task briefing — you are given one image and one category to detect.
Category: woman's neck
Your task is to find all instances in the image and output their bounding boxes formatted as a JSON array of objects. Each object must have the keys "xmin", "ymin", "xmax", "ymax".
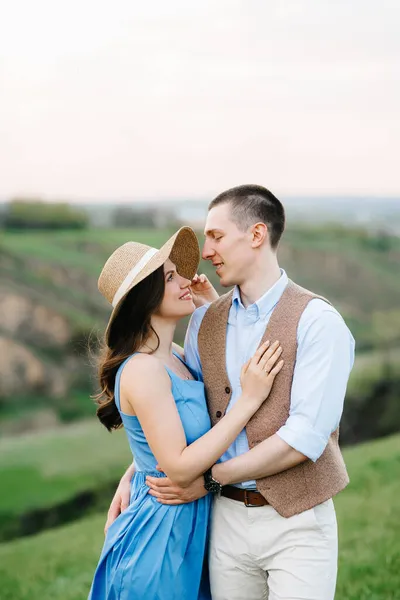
[{"xmin": 141, "ymin": 315, "xmax": 177, "ymax": 359}]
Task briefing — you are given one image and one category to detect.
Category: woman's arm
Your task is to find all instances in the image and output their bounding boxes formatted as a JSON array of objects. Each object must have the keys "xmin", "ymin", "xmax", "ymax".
[
  {"xmin": 145, "ymin": 439, "xmax": 306, "ymax": 506},
  {"xmin": 104, "ymin": 462, "xmax": 135, "ymax": 533},
  {"xmin": 121, "ymin": 342, "xmax": 281, "ymax": 487}
]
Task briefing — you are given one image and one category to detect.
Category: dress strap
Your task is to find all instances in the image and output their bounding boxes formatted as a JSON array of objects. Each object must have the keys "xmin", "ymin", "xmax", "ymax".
[{"xmin": 172, "ymin": 349, "xmax": 186, "ymax": 365}]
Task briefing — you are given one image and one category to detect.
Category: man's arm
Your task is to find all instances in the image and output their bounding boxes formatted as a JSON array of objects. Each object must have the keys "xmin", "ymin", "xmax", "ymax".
[
  {"xmin": 183, "ymin": 304, "xmax": 209, "ymax": 380},
  {"xmin": 146, "ymin": 437, "xmax": 305, "ymax": 503},
  {"xmin": 212, "ymin": 434, "xmax": 306, "ymax": 484},
  {"xmin": 212, "ymin": 303, "xmax": 355, "ymax": 483},
  {"xmin": 148, "ymin": 303, "xmax": 355, "ymax": 502}
]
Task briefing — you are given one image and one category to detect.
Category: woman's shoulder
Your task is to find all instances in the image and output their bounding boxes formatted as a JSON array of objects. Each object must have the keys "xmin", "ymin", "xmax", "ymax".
[
  {"xmin": 120, "ymin": 353, "xmax": 170, "ymax": 391},
  {"xmin": 123, "ymin": 352, "xmax": 161, "ymax": 375}
]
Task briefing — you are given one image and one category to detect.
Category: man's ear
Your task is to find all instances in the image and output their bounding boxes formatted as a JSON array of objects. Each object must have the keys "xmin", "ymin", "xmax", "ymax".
[{"xmin": 251, "ymin": 222, "xmax": 268, "ymax": 248}]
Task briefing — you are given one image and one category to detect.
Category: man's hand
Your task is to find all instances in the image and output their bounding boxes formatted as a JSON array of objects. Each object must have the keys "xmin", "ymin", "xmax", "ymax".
[
  {"xmin": 104, "ymin": 465, "xmax": 134, "ymax": 534},
  {"xmin": 146, "ymin": 472, "xmax": 208, "ymax": 505}
]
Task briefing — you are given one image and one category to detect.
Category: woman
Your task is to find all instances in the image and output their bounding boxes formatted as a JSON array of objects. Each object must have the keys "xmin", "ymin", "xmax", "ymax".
[{"xmin": 89, "ymin": 227, "xmax": 284, "ymax": 600}]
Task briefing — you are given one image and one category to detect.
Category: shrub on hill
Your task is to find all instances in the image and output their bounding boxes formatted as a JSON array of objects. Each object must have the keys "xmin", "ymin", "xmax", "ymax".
[{"xmin": 3, "ymin": 199, "xmax": 88, "ymax": 230}]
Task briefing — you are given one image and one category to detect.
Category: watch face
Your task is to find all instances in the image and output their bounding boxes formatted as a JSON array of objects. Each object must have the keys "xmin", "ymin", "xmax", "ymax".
[{"xmin": 204, "ymin": 475, "xmax": 221, "ymax": 493}]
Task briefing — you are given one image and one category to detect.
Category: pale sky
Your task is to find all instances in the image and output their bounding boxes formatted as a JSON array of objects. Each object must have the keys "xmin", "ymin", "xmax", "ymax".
[{"xmin": 0, "ymin": 0, "xmax": 399, "ymax": 200}]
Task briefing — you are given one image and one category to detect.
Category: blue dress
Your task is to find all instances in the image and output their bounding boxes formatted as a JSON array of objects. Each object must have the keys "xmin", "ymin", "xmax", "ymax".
[{"xmin": 89, "ymin": 353, "xmax": 212, "ymax": 600}]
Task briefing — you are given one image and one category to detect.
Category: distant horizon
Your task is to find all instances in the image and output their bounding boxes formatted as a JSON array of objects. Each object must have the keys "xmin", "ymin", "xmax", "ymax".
[{"xmin": 1, "ymin": 194, "xmax": 400, "ymax": 205}]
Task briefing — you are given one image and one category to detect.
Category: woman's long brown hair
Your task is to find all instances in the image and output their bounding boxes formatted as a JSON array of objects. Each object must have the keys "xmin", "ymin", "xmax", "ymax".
[{"xmin": 95, "ymin": 266, "xmax": 165, "ymax": 431}]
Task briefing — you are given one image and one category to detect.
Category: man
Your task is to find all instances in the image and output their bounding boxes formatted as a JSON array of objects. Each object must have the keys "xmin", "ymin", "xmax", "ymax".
[{"xmin": 107, "ymin": 185, "xmax": 355, "ymax": 600}]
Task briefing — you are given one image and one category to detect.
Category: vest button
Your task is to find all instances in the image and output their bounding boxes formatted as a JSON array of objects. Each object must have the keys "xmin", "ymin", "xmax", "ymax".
[
  {"xmin": 225, "ymin": 387, "xmax": 231, "ymax": 394},
  {"xmin": 216, "ymin": 411, "xmax": 222, "ymax": 418}
]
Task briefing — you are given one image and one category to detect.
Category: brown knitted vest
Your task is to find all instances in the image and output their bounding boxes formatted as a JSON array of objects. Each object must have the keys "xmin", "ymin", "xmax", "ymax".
[{"xmin": 198, "ymin": 279, "xmax": 349, "ymax": 518}]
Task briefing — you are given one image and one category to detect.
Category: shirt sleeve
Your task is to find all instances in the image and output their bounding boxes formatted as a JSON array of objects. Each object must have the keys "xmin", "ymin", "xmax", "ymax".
[
  {"xmin": 183, "ymin": 304, "xmax": 209, "ymax": 382},
  {"xmin": 276, "ymin": 300, "xmax": 355, "ymax": 462}
]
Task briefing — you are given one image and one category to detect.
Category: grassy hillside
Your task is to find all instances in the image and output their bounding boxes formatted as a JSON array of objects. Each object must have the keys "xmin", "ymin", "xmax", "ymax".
[
  {"xmin": 2, "ymin": 225, "xmax": 400, "ymax": 345},
  {"xmin": 0, "ymin": 434, "xmax": 399, "ymax": 600},
  {"xmin": 0, "ymin": 420, "xmax": 131, "ymax": 522},
  {"xmin": 1, "ymin": 225, "xmax": 400, "ymax": 440}
]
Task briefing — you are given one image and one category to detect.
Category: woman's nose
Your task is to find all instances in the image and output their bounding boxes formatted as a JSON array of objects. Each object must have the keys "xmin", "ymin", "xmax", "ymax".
[{"xmin": 180, "ymin": 276, "xmax": 191, "ymax": 287}]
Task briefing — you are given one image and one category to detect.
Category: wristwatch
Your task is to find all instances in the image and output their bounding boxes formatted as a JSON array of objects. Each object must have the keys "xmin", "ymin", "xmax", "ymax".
[{"xmin": 204, "ymin": 467, "xmax": 223, "ymax": 493}]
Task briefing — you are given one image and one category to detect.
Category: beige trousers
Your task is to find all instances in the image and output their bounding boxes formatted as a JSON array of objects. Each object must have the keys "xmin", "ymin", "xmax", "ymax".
[{"xmin": 209, "ymin": 495, "xmax": 338, "ymax": 600}]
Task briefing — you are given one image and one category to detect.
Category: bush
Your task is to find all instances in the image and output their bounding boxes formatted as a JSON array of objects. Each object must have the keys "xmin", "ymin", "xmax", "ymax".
[
  {"xmin": 3, "ymin": 199, "xmax": 88, "ymax": 230},
  {"xmin": 342, "ymin": 362, "xmax": 400, "ymax": 445}
]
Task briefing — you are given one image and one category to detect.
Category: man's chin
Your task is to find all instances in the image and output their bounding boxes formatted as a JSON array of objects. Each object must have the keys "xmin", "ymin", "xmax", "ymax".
[{"xmin": 219, "ymin": 276, "xmax": 233, "ymax": 288}]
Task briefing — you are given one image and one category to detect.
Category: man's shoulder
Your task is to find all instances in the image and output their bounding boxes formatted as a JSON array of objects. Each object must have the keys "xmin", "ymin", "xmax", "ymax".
[
  {"xmin": 299, "ymin": 297, "xmax": 355, "ymax": 347},
  {"xmin": 287, "ymin": 279, "xmax": 340, "ymax": 321},
  {"xmin": 289, "ymin": 280, "xmax": 331, "ymax": 304},
  {"xmin": 302, "ymin": 297, "xmax": 344, "ymax": 322}
]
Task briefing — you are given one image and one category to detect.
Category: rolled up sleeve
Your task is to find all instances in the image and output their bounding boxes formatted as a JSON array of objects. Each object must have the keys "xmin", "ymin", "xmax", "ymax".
[{"xmin": 276, "ymin": 302, "xmax": 355, "ymax": 462}]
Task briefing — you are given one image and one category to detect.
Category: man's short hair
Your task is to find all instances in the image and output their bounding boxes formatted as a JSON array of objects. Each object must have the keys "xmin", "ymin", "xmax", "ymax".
[{"xmin": 208, "ymin": 184, "xmax": 285, "ymax": 249}]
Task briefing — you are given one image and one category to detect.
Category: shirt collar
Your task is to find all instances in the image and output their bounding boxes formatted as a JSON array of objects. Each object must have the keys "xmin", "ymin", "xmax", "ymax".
[{"xmin": 232, "ymin": 269, "xmax": 288, "ymax": 320}]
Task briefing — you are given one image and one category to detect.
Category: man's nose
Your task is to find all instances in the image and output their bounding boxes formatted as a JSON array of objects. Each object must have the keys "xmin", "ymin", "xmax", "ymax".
[{"xmin": 202, "ymin": 241, "xmax": 214, "ymax": 260}]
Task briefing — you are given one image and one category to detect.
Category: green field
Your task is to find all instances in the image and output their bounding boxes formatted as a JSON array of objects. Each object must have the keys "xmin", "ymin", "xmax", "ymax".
[
  {"xmin": 1, "ymin": 225, "xmax": 400, "ymax": 598},
  {"xmin": 2, "ymin": 226, "xmax": 400, "ymax": 320},
  {"xmin": 0, "ymin": 420, "xmax": 131, "ymax": 520},
  {"xmin": 2, "ymin": 225, "xmax": 400, "ymax": 447},
  {"xmin": 0, "ymin": 433, "xmax": 399, "ymax": 600},
  {"xmin": 2, "ymin": 226, "xmax": 400, "ymax": 361}
]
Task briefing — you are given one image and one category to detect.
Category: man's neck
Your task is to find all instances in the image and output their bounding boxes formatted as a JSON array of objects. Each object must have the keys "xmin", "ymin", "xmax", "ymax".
[{"xmin": 238, "ymin": 262, "xmax": 282, "ymax": 308}]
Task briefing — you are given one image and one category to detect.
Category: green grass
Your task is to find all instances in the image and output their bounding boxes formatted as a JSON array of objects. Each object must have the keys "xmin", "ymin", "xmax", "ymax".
[
  {"xmin": 0, "ymin": 435, "xmax": 399, "ymax": 599},
  {"xmin": 0, "ymin": 420, "xmax": 131, "ymax": 518},
  {"xmin": 0, "ymin": 359, "xmax": 399, "ymax": 524},
  {"xmin": 0, "ymin": 514, "xmax": 104, "ymax": 600},
  {"xmin": 335, "ymin": 434, "xmax": 400, "ymax": 600}
]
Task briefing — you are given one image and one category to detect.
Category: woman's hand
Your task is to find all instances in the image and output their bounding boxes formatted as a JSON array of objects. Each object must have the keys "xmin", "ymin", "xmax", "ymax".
[
  {"xmin": 239, "ymin": 341, "xmax": 284, "ymax": 410},
  {"xmin": 190, "ymin": 274, "xmax": 219, "ymax": 308}
]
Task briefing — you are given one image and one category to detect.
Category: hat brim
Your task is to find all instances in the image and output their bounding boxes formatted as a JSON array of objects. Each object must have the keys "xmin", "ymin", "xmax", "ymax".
[{"xmin": 105, "ymin": 226, "xmax": 200, "ymax": 345}]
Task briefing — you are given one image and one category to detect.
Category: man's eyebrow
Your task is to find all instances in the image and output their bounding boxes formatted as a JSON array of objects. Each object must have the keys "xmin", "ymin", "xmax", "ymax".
[{"xmin": 204, "ymin": 228, "xmax": 224, "ymax": 236}]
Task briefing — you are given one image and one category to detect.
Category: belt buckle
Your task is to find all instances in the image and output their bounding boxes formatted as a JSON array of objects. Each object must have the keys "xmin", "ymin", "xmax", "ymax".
[{"xmin": 244, "ymin": 490, "xmax": 258, "ymax": 507}]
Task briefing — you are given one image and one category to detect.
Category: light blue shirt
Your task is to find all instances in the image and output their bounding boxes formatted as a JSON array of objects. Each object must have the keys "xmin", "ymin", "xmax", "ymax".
[{"xmin": 184, "ymin": 270, "xmax": 355, "ymax": 490}]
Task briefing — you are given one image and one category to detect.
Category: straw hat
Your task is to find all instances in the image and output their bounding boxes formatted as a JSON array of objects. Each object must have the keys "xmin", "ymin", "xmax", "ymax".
[{"xmin": 98, "ymin": 226, "xmax": 200, "ymax": 344}]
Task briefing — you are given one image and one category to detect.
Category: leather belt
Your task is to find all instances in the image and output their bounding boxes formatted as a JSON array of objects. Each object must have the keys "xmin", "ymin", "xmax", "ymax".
[{"xmin": 221, "ymin": 485, "xmax": 269, "ymax": 507}]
